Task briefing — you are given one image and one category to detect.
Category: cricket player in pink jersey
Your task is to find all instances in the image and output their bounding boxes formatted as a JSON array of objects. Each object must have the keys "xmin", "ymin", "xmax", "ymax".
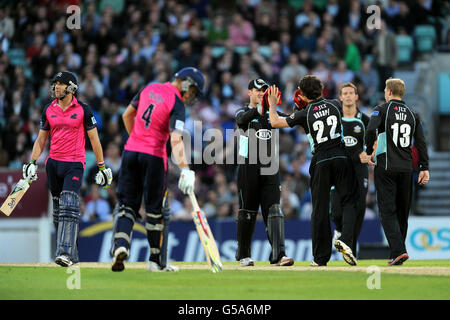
[
  {"xmin": 23, "ymin": 71, "xmax": 113, "ymax": 267},
  {"xmin": 111, "ymin": 67, "xmax": 204, "ymax": 272}
]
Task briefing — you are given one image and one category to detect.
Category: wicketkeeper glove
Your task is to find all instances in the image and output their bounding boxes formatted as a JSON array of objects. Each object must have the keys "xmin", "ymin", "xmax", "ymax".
[
  {"xmin": 95, "ymin": 163, "xmax": 113, "ymax": 189},
  {"xmin": 178, "ymin": 167, "xmax": 195, "ymax": 195},
  {"xmin": 261, "ymin": 88, "xmax": 282, "ymax": 114},
  {"xmin": 293, "ymin": 89, "xmax": 308, "ymax": 112},
  {"xmin": 22, "ymin": 160, "xmax": 38, "ymax": 182}
]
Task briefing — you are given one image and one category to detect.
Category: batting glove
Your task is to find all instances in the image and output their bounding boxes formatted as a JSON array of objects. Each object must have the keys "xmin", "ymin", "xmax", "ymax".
[
  {"xmin": 23, "ymin": 160, "xmax": 38, "ymax": 182},
  {"xmin": 95, "ymin": 164, "xmax": 113, "ymax": 189},
  {"xmin": 178, "ymin": 168, "xmax": 195, "ymax": 195}
]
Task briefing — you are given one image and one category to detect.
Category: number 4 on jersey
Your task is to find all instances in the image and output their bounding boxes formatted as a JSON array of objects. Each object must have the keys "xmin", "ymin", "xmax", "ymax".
[{"xmin": 141, "ymin": 104, "xmax": 154, "ymax": 128}]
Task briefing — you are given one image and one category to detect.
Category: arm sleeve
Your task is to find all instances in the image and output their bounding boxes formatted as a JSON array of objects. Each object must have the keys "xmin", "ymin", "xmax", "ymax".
[
  {"xmin": 129, "ymin": 90, "xmax": 141, "ymax": 109},
  {"xmin": 285, "ymin": 109, "xmax": 307, "ymax": 129},
  {"xmin": 40, "ymin": 104, "xmax": 50, "ymax": 131},
  {"xmin": 361, "ymin": 112, "xmax": 370, "ymax": 128},
  {"xmin": 365, "ymin": 106, "xmax": 383, "ymax": 155},
  {"xmin": 413, "ymin": 112, "xmax": 429, "ymax": 171},
  {"xmin": 169, "ymin": 96, "xmax": 186, "ymax": 132},
  {"xmin": 235, "ymin": 106, "xmax": 259, "ymax": 127},
  {"xmin": 277, "ymin": 110, "xmax": 289, "ymax": 117},
  {"xmin": 82, "ymin": 103, "xmax": 98, "ymax": 131}
]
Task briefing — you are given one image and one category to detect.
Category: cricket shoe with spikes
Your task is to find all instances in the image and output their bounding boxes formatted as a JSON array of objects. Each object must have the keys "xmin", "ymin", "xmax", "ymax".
[
  {"xmin": 162, "ymin": 263, "xmax": 179, "ymax": 272},
  {"xmin": 55, "ymin": 254, "xmax": 73, "ymax": 267},
  {"xmin": 388, "ymin": 253, "xmax": 409, "ymax": 266},
  {"xmin": 239, "ymin": 257, "xmax": 255, "ymax": 267},
  {"xmin": 334, "ymin": 240, "xmax": 357, "ymax": 266},
  {"xmin": 274, "ymin": 256, "xmax": 294, "ymax": 266},
  {"xmin": 112, "ymin": 247, "xmax": 129, "ymax": 272},
  {"xmin": 148, "ymin": 261, "xmax": 164, "ymax": 272}
]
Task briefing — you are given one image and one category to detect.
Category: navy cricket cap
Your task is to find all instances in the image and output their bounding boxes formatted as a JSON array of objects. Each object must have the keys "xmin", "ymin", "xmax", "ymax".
[
  {"xmin": 248, "ymin": 79, "xmax": 269, "ymax": 91},
  {"xmin": 52, "ymin": 71, "xmax": 78, "ymax": 87}
]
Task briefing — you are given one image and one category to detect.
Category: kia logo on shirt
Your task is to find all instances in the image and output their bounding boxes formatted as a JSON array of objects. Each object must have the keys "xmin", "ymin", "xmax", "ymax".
[
  {"xmin": 344, "ymin": 136, "xmax": 358, "ymax": 147},
  {"xmin": 255, "ymin": 129, "xmax": 272, "ymax": 140}
]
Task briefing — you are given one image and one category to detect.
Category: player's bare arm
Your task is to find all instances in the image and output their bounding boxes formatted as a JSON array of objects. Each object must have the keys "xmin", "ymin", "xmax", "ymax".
[
  {"xmin": 122, "ymin": 104, "xmax": 137, "ymax": 135},
  {"xmin": 87, "ymin": 127, "xmax": 105, "ymax": 164},
  {"xmin": 23, "ymin": 129, "xmax": 50, "ymax": 181},
  {"xmin": 267, "ymin": 85, "xmax": 289, "ymax": 128},
  {"xmin": 87, "ymin": 127, "xmax": 113, "ymax": 188},
  {"xmin": 170, "ymin": 130, "xmax": 189, "ymax": 169},
  {"xmin": 30, "ymin": 129, "xmax": 49, "ymax": 162}
]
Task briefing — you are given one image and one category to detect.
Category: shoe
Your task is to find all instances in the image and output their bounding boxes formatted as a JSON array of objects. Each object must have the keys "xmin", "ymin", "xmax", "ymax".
[
  {"xmin": 310, "ymin": 261, "xmax": 327, "ymax": 267},
  {"xmin": 277, "ymin": 256, "xmax": 294, "ymax": 266},
  {"xmin": 148, "ymin": 261, "xmax": 163, "ymax": 272},
  {"xmin": 334, "ymin": 239, "xmax": 357, "ymax": 266},
  {"xmin": 239, "ymin": 257, "xmax": 254, "ymax": 267},
  {"xmin": 333, "ymin": 230, "xmax": 341, "ymax": 243},
  {"xmin": 388, "ymin": 253, "xmax": 409, "ymax": 266},
  {"xmin": 112, "ymin": 247, "xmax": 129, "ymax": 272},
  {"xmin": 55, "ymin": 254, "xmax": 73, "ymax": 267},
  {"xmin": 162, "ymin": 263, "xmax": 179, "ymax": 272}
]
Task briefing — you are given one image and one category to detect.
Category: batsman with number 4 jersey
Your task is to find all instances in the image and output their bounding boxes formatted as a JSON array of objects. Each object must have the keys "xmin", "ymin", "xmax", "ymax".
[
  {"xmin": 361, "ymin": 78, "xmax": 429, "ymax": 266},
  {"xmin": 111, "ymin": 67, "xmax": 204, "ymax": 273},
  {"xmin": 24, "ymin": 71, "xmax": 112, "ymax": 267},
  {"xmin": 268, "ymin": 75, "xmax": 359, "ymax": 267}
]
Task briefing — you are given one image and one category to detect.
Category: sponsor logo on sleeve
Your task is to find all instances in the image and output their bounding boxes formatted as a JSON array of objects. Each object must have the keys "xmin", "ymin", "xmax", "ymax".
[{"xmin": 175, "ymin": 120, "xmax": 185, "ymax": 131}]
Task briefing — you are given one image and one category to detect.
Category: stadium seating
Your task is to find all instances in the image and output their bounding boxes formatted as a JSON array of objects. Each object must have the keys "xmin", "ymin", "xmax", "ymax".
[
  {"xmin": 396, "ymin": 35, "xmax": 414, "ymax": 64},
  {"xmin": 7, "ymin": 48, "xmax": 26, "ymax": 67},
  {"xmin": 414, "ymin": 25, "xmax": 436, "ymax": 52}
]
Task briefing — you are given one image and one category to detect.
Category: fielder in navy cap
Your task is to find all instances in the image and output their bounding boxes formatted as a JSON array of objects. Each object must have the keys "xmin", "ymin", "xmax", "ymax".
[{"xmin": 248, "ymin": 78, "xmax": 269, "ymax": 91}]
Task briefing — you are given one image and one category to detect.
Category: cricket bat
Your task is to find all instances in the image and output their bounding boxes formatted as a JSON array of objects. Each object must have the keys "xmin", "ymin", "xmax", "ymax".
[
  {"xmin": 0, "ymin": 179, "xmax": 31, "ymax": 216},
  {"xmin": 189, "ymin": 192, "xmax": 223, "ymax": 273}
]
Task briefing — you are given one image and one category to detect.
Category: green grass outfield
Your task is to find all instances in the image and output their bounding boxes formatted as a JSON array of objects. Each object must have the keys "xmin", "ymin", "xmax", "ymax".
[{"xmin": 0, "ymin": 260, "xmax": 449, "ymax": 300}]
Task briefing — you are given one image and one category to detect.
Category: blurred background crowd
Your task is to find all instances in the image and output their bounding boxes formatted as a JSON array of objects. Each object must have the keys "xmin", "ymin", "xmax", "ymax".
[{"xmin": 0, "ymin": 0, "xmax": 448, "ymax": 223}]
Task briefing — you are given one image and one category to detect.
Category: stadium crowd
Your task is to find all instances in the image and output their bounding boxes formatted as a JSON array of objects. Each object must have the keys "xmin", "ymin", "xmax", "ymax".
[{"xmin": 0, "ymin": 0, "xmax": 447, "ymax": 222}]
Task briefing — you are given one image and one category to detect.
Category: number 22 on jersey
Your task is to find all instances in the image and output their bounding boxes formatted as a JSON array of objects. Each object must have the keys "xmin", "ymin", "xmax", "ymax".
[{"xmin": 313, "ymin": 115, "xmax": 340, "ymax": 144}]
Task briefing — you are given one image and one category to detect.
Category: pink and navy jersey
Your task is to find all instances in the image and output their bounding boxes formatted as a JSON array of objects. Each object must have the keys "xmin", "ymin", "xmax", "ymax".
[
  {"xmin": 124, "ymin": 82, "xmax": 186, "ymax": 163},
  {"xmin": 40, "ymin": 96, "xmax": 97, "ymax": 165}
]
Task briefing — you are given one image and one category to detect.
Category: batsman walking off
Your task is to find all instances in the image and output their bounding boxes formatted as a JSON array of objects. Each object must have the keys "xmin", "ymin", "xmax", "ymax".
[
  {"xmin": 234, "ymin": 79, "xmax": 294, "ymax": 267},
  {"xmin": 111, "ymin": 67, "xmax": 204, "ymax": 272},
  {"xmin": 360, "ymin": 78, "xmax": 429, "ymax": 265},
  {"xmin": 24, "ymin": 71, "xmax": 113, "ymax": 267}
]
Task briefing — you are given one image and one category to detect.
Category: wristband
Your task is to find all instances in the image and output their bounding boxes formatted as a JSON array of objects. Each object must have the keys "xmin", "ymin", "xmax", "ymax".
[
  {"xmin": 97, "ymin": 161, "xmax": 105, "ymax": 169},
  {"xmin": 30, "ymin": 159, "xmax": 36, "ymax": 164}
]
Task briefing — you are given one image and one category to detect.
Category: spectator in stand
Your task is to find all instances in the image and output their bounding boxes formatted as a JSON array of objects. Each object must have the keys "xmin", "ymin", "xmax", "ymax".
[
  {"xmin": 228, "ymin": 13, "xmax": 254, "ymax": 47},
  {"xmin": 332, "ymin": 60, "xmax": 355, "ymax": 91},
  {"xmin": 356, "ymin": 59, "xmax": 379, "ymax": 104},
  {"xmin": 82, "ymin": 185, "xmax": 112, "ymax": 222},
  {"xmin": 373, "ymin": 20, "xmax": 398, "ymax": 91},
  {"xmin": 208, "ymin": 14, "xmax": 229, "ymax": 45}
]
